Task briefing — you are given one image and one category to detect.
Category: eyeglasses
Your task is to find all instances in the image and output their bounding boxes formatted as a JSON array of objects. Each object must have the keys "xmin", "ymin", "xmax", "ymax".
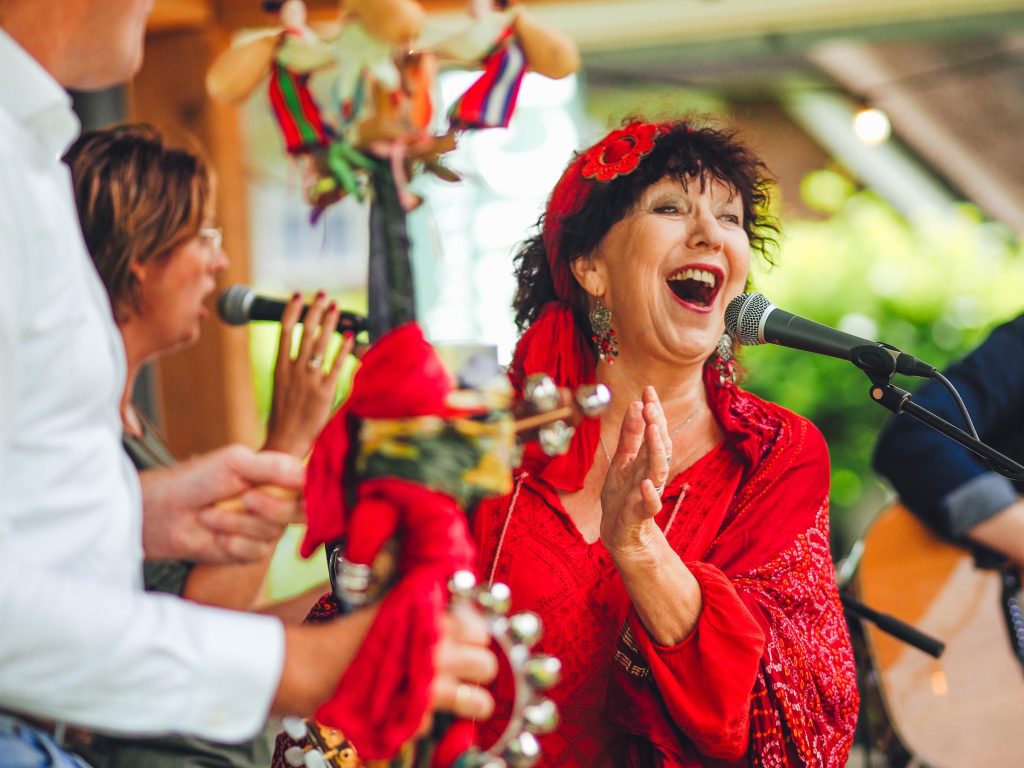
[{"xmin": 198, "ymin": 227, "xmax": 223, "ymax": 253}]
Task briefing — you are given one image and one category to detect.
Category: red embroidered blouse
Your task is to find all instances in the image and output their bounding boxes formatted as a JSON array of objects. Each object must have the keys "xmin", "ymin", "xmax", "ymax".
[{"xmin": 472, "ymin": 365, "xmax": 859, "ymax": 767}]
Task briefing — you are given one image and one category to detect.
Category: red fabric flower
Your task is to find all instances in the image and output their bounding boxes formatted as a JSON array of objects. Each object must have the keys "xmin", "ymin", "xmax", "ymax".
[{"xmin": 579, "ymin": 122, "xmax": 666, "ymax": 181}]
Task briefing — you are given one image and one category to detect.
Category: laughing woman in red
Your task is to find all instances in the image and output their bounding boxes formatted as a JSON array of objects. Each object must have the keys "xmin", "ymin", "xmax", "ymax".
[{"xmin": 473, "ymin": 118, "xmax": 859, "ymax": 767}]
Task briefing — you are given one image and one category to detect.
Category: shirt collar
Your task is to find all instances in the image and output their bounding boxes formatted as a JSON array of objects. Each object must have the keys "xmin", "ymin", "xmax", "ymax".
[{"xmin": 0, "ymin": 27, "xmax": 81, "ymax": 158}]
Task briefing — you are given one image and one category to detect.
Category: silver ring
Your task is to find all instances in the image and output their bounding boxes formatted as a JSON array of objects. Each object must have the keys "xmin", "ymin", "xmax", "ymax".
[
  {"xmin": 307, "ymin": 355, "xmax": 324, "ymax": 371},
  {"xmin": 454, "ymin": 682, "xmax": 475, "ymax": 712},
  {"xmin": 654, "ymin": 482, "xmax": 666, "ymax": 497}
]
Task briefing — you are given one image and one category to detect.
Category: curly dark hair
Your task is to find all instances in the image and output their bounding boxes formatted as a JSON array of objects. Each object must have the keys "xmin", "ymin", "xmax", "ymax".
[{"xmin": 512, "ymin": 117, "xmax": 778, "ymax": 333}]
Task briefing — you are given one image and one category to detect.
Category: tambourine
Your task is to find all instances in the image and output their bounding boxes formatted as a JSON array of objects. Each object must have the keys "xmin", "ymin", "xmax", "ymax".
[{"xmin": 281, "ymin": 569, "xmax": 561, "ymax": 768}]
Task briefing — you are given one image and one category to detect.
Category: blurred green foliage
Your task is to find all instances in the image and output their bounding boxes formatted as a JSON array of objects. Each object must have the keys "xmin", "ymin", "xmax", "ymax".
[{"xmin": 742, "ymin": 166, "xmax": 1024, "ymax": 552}]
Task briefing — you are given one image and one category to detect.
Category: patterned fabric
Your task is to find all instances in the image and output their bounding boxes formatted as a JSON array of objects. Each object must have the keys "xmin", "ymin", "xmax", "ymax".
[
  {"xmin": 268, "ymin": 32, "xmax": 332, "ymax": 155},
  {"xmin": 355, "ymin": 412, "xmax": 514, "ymax": 508},
  {"xmin": 472, "ymin": 312, "xmax": 859, "ymax": 767},
  {"xmin": 448, "ymin": 28, "xmax": 527, "ymax": 131}
]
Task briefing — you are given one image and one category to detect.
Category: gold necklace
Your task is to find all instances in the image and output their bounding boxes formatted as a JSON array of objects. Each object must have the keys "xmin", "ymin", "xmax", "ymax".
[{"xmin": 598, "ymin": 406, "xmax": 703, "ymax": 464}]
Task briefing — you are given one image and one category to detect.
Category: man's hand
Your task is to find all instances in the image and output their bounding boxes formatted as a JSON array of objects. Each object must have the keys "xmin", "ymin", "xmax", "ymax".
[
  {"xmin": 140, "ymin": 444, "xmax": 305, "ymax": 563},
  {"xmin": 428, "ymin": 603, "xmax": 497, "ymax": 721}
]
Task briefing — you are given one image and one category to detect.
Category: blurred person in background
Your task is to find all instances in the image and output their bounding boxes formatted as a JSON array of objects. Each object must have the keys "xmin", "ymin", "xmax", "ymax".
[
  {"xmin": 472, "ymin": 117, "xmax": 860, "ymax": 767},
  {"xmin": 66, "ymin": 123, "xmax": 346, "ymax": 614},
  {"xmin": 64, "ymin": 123, "xmax": 352, "ymax": 767},
  {"xmin": 874, "ymin": 314, "xmax": 1024, "ymax": 565}
]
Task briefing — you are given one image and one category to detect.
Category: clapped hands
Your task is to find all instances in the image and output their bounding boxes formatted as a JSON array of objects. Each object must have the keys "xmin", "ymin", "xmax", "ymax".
[{"xmin": 599, "ymin": 385, "xmax": 672, "ymax": 559}]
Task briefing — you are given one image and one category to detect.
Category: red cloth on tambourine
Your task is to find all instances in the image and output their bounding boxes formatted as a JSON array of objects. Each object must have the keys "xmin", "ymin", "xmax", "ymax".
[
  {"xmin": 301, "ymin": 322, "xmax": 452, "ymax": 558},
  {"xmin": 313, "ymin": 479, "xmax": 477, "ymax": 759},
  {"xmin": 271, "ymin": 584, "xmax": 477, "ymax": 768},
  {"xmin": 299, "ymin": 322, "xmax": 478, "ymax": 760}
]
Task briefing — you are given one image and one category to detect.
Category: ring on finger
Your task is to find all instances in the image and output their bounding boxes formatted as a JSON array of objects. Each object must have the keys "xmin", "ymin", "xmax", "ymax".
[
  {"xmin": 454, "ymin": 682, "xmax": 475, "ymax": 713},
  {"xmin": 307, "ymin": 355, "xmax": 324, "ymax": 371}
]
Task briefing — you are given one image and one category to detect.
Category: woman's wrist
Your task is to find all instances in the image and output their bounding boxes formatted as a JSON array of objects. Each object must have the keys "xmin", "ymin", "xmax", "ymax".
[
  {"xmin": 262, "ymin": 426, "xmax": 311, "ymax": 458},
  {"xmin": 605, "ymin": 519, "xmax": 662, "ymax": 570}
]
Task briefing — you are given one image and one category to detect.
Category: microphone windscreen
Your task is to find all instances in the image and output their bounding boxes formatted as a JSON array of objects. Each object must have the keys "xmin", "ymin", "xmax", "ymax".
[
  {"xmin": 217, "ymin": 284, "xmax": 255, "ymax": 325},
  {"xmin": 725, "ymin": 293, "xmax": 772, "ymax": 346}
]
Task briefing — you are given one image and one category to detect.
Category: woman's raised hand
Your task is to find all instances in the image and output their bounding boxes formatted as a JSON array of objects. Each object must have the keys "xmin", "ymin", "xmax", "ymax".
[
  {"xmin": 263, "ymin": 291, "xmax": 353, "ymax": 458},
  {"xmin": 599, "ymin": 386, "xmax": 671, "ymax": 558}
]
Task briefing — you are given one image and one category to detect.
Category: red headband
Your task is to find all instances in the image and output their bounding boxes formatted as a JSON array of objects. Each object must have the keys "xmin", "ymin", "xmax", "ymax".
[{"xmin": 543, "ymin": 121, "xmax": 670, "ymax": 301}]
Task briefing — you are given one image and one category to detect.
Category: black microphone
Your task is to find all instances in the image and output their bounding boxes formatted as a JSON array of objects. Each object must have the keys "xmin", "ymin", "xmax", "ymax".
[
  {"xmin": 217, "ymin": 284, "xmax": 367, "ymax": 334},
  {"xmin": 725, "ymin": 292, "xmax": 935, "ymax": 378}
]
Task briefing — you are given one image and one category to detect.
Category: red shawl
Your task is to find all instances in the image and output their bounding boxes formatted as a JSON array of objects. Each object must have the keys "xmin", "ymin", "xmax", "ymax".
[{"xmin": 475, "ymin": 302, "xmax": 859, "ymax": 767}]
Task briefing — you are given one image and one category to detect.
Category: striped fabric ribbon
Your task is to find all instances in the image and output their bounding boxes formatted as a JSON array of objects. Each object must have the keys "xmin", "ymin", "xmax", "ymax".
[
  {"xmin": 448, "ymin": 28, "xmax": 527, "ymax": 130},
  {"xmin": 268, "ymin": 57, "xmax": 333, "ymax": 154}
]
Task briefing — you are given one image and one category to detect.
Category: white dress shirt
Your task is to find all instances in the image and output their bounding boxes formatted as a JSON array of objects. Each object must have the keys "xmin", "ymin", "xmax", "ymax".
[{"xmin": 0, "ymin": 28, "xmax": 285, "ymax": 741}]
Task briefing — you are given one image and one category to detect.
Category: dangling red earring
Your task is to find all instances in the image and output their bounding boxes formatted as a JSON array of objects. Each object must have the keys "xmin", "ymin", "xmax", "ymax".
[
  {"xmin": 589, "ymin": 300, "xmax": 619, "ymax": 364},
  {"xmin": 714, "ymin": 332, "xmax": 736, "ymax": 385}
]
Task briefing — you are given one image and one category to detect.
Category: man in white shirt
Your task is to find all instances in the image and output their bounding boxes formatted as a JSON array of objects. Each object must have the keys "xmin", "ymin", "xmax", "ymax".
[{"xmin": 0, "ymin": 1, "xmax": 495, "ymax": 764}]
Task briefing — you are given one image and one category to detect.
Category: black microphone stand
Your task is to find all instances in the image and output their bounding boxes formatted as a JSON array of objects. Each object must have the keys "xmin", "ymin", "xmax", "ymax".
[
  {"xmin": 854, "ymin": 344, "xmax": 1024, "ymax": 481},
  {"xmin": 839, "ymin": 344, "xmax": 1024, "ymax": 660},
  {"xmin": 840, "ymin": 592, "xmax": 944, "ymax": 658}
]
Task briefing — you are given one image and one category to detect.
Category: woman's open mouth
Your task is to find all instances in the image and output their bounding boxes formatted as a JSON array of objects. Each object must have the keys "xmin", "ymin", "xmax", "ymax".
[{"xmin": 666, "ymin": 266, "xmax": 723, "ymax": 309}]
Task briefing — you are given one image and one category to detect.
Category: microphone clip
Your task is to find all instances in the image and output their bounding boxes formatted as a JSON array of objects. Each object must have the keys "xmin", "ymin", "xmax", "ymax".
[{"xmin": 850, "ymin": 344, "xmax": 899, "ymax": 381}]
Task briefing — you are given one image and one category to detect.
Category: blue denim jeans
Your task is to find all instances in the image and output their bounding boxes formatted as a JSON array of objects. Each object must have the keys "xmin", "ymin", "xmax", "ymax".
[{"xmin": 0, "ymin": 715, "xmax": 92, "ymax": 768}]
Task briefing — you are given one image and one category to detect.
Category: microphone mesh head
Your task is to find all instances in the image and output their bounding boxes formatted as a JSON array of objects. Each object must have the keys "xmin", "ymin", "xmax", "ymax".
[
  {"xmin": 217, "ymin": 284, "xmax": 253, "ymax": 325},
  {"xmin": 724, "ymin": 293, "xmax": 773, "ymax": 345}
]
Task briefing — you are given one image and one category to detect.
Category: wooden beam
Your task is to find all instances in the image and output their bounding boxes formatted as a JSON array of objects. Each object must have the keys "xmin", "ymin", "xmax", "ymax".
[
  {"xmin": 148, "ymin": 0, "xmax": 213, "ymax": 32},
  {"xmin": 811, "ymin": 40, "xmax": 1024, "ymax": 234},
  {"xmin": 427, "ymin": 0, "xmax": 1024, "ymax": 52}
]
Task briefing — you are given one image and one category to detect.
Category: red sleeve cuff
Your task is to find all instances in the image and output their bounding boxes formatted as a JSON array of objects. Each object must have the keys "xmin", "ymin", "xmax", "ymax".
[{"xmin": 628, "ymin": 561, "xmax": 766, "ymax": 760}]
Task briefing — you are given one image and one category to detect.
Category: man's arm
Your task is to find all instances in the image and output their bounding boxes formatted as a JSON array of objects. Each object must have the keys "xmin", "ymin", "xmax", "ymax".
[
  {"xmin": 963, "ymin": 499, "xmax": 1024, "ymax": 568},
  {"xmin": 0, "ymin": 538, "xmax": 495, "ymax": 738},
  {"xmin": 0, "ymin": 545, "xmax": 286, "ymax": 739}
]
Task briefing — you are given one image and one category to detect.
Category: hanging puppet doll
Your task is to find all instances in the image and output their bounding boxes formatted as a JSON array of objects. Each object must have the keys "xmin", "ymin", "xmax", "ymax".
[
  {"xmin": 207, "ymin": 0, "xmax": 375, "ymax": 219},
  {"xmin": 440, "ymin": 0, "xmax": 579, "ymax": 130},
  {"xmin": 207, "ymin": 0, "xmax": 581, "ymax": 220}
]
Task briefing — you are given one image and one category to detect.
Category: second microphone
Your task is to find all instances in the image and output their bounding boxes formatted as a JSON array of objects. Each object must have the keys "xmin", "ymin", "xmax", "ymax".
[{"xmin": 217, "ymin": 284, "xmax": 367, "ymax": 335}]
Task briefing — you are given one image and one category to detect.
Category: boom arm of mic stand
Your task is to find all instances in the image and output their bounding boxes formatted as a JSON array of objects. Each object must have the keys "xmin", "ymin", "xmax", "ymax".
[
  {"xmin": 866, "ymin": 378, "xmax": 1024, "ymax": 481},
  {"xmin": 840, "ymin": 591, "xmax": 945, "ymax": 658}
]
